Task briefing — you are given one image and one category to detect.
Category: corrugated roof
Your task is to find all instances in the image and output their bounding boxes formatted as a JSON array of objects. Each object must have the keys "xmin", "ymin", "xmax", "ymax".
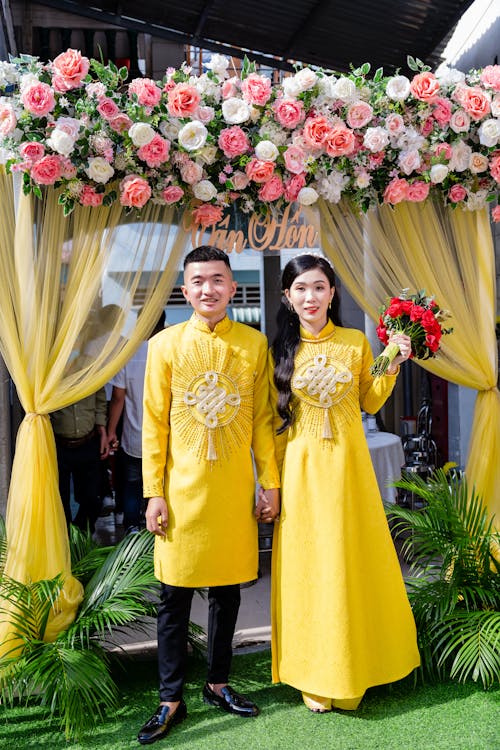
[{"xmin": 34, "ymin": 0, "xmax": 476, "ymax": 73}]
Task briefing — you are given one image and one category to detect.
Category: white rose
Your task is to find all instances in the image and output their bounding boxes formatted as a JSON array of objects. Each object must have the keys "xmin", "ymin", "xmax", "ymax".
[
  {"xmin": 332, "ymin": 77, "xmax": 357, "ymax": 103},
  {"xmin": 178, "ymin": 120, "xmax": 208, "ymax": 151},
  {"xmin": 398, "ymin": 149, "xmax": 422, "ymax": 175},
  {"xmin": 478, "ymin": 118, "xmax": 500, "ymax": 147},
  {"xmin": 19, "ymin": 73, "xmax": 40, "ymax": 92},
  {"xmin": 469, "ymin": 152, "xmax": 489, "ymax": 173},
  {"xmin": 205, "ymin": 53, "xmax": 230, "ymax": 78},
  {"xmin": 196, "ymin": 144, "xmax": 218, "ymax": 165},
  {"xmin": 221, "ymin": 97, "xmax": 251, "ymax": 124},
  {"xmin": 317, "ymin": 75, "xmax": 337, "ymax": 98},
  {"xmin": 46, "ymin": 128, "xmax": 75, "ymax": 157},
  {"xmin": 294, "ymin": 68, "xmax": 318, "ymax": 92},
  {"xmin": 297, "ymin": 187, "xmax": 319, "ymax": 205},
  {"xmin": 430, "ymin": 164, "xmax": 449, "ymax": 183},
  {"xmin": 193, "ymin": 179, "xmax": 218, "ymax": 201},
  {"xmin": 282, "ymin": 75, "xmax": 303, "ymax": 98},
  {"xmin": 159, "ymin": 118, "xmax": 181, "ymax": 140},
  {"xmin": 128, "ymin": 122, "xmax": 155, "ymax": 146},
  {"xmin": 255, "ymin": 140, "xmax": 279, "ymax": 161},
  {"xmin": 491, "ymin": 94, "xmax": 500, "ymax": 118},
  {"xmin": 449, "ymin": 141, "xmax": 472, "ymax": 172},
  {"xmin": 55, "ymin": 116, "xmax": 81, "ymax": 139},
  {"xmin": 386, "ymin": 75, "xmax": 411, "ymax": 101},
  {"xmin": 85, "ymin": 156, "xmax": 115, "ymax": 184},
  {"xmin": 363, "ymin": 126, "xmax": 390, "ymax": 152}
]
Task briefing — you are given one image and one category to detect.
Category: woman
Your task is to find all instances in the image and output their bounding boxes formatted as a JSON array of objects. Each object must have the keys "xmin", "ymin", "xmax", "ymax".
[{"xmin": 269, "ymin": 253, "xmax": 420, "ymax": 713}]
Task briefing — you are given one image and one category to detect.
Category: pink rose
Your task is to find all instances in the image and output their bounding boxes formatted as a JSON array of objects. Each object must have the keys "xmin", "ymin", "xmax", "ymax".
[
  {"xmin": 490, "ymin": 154, "xmax": 500, "ymax": 183},
  {"xmin": 258, "ymin": 175, "xmax": 284, "ymax": 202},
  {"xmin": 52, "ymin": 49, "xmax": 89, "ymax": 91},
  {"xmin": 284, "ymin": 145, "xmax": 306, "ymax": 174},
  {"xmin": 480, "ymin": 65, "xmax": 500, "ymax": 92},
  {"xmin": 491, "ymin": 205, "xmax": 500, "ymax": 223},
  {"xmin": 86, "ymin": 82, "xmax": 106, "ymax": 99},
  {"xmin": 398, "ymin": 149, "xmax": 421, "ymax": 175},
  {"xmin": 449, "ymin": 109, "xmax": 470, "ymax": 133},
  {"xmin": 407, "ymin": 181, "xmax": 430, "ymax": 202},
  {"xmin": 245, "ymin": 158, "xmax": 275, "ymax": 183},
  {"xmin": 383, "ymin": 177, "xmax": 409, "ymax": 204},
  {"xmin": 410, "ymin": 72, "xmax": 440, "ymax": 102},
  {"xmin": 385, "ymin": 113, "xmax": 405, "ymax": 136},
  {"xmin": 162, "ymin": 185, "xmax": 184, "ymax": 204},
  {"xmin": 60, "ymin": 157, "xmax": 77, "ymax": 179},
  {"xmin": 97, "ymin": 97, "xmax": 120, "ymax": 120},
  {"xmin": 137, "ymin": 134, "xmax": 170, "ymax": 167},
  {"xmin": 222, "ymin": 77, "xmax": 239, "ymax": 99},
  {"xmin": 128, "ymin": 78, "xmax": 162, "ymax": 107},
  {"xmin": 432, "ymin": 97, "xmax": 452, "ymax": 126},
  {"xmin": 192, "ymin": 203, "xmax": 224, "ymax": 227},
  {"xmin": 167, "ymin": 83, "xmax": 201, "ymax": 117},
  {"xmin": 0, "ymin": 102, "xmax": 17, "ymax": 135},
  {"xmin": 346, "ymin": 101, "xmax": 373, "ymax": 129},
  {"xmin": 180, "ymin": 160, "xmax": 203, "ymax": 185},
  {"xmin": 302, "ymin": 115, "xmax": 332, "ymax": 150},
  {"xmin": 273, "ymin": 98, "xmax": 305, "ymax": 129},
  {"xmin": 19, "ymin": 141, "xmax": 45, "ymax": 163},
  {"xmin": 324, "ymin": 126, "xmax": 356, "ymax": 157},
  {"xmin": 241, "ymin": 73, "xmax": 272, "ymax": 106},
  {"xmin": 119, "ymin": 175, "xmax": 152, "ymax": 208},
  {"xmin": 461, "ymin": 86, "xmax": 491, "ymax": 121},
  {"xmin": 108, "ymin": 113, "xmax": 133, "ymax": 133},
  {"xmin": 196, "ymin": 105, "xmax": 215, "ymax": 124},
  {"xmin": 448, "ymin": 184, "xmax": 467, "ymax": 203},
  {"xmin": 30, "ymin": 155, "xmax": 62, "ymax": 185},
  {"xmin": 218, "ymin": 126, "xmax": 250, "ymax": 158},
  {"xmin": 420, "ymin": 117, "xmax": 434, "ymax": 136},
  {"xmin": 79, "ymin": 185, "xmax": 104, "ymax": 207},
  {"xmin": 231, "ymin": 170, "xmax": 250, "ymax": 190},
  {"xmin": 284, "ymin": 172, "xmax": 306, "ymax": 201},
  {"xmin": 434, "ymin": 143, "xmax": 452, "ymax": 160},
  {"xmin": 21, "ymin": 82, "xmax": 56, "ymax": 117}
]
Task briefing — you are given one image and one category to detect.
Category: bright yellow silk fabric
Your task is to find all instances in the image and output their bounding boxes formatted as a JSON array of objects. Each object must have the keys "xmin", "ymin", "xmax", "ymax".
[
  {"xmin": 0, "ymin": 169, "xmax": 190, "ymax": 651},
  {"xmin": 319, "ymin": 198, "xmax": 500, "ymax": 524}
]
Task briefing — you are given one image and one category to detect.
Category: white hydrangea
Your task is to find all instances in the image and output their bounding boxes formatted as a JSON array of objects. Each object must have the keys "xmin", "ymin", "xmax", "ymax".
[
  {"xmin": 19, "ymin": 73, "xmax": 40, "ymax": 92},
  {"xmin": 0, "ymin": 62, "xmax": 19, "ymax": 88},
  {"xmin": 258, "ymin": 121, "xmax": 288, "ymax": 146},
  {"xmin": 332, "ymin": 77, "xmax": 357, "ymax": 103},
  {"xmin": 436, "ymin": 66, "xmax": 466, "ymax": 88},
  {"xmin": 192, "ymin": 73, "xmax": 222, "ymax": 102},
  {"xmin": 317, "ymin": 75, "xmax": 338, "ymax": 99},
  {"xmin": 395, "ymin": 127, "xmax": 425, "ymax": 152},
  {"xmin": 316, "ymin": 169, "xmax": 349, "ymax": 203},
  {"xmin": 204, "ymin": 53, "xmax": 230, "ymax": 79}
]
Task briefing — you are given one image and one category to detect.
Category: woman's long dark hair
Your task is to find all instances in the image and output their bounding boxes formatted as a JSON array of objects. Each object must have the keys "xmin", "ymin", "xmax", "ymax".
[{"xmin": 271, "ymin": 254, "xmax": 342, "ymax": 433}]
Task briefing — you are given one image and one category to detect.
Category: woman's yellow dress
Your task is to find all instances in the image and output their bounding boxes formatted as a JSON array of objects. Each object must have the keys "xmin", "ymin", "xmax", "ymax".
[
  {"xmin": 271, "ymin": 321, "xmax": 420, "ymax": 705},
  {"xmin": 142, "ymin": 314, "xmax": 280, "ymax": 588}
]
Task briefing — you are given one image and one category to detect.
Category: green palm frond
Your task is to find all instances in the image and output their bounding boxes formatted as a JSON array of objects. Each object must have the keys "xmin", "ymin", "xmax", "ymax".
[
  {"xmin": 69, "ymin": 524, "xmax": 112, "ymax": 584},
  {"xmin": 0, "ymin": 574, "xmax": 64, "ymax": 645}
]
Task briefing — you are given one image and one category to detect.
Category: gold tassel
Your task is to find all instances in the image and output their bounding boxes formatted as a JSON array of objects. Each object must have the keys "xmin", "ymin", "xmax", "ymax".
[
  {"xmin": 207, "ymin": 429, "xmax": 217, "ymax": 461},
  {"xmin": 322, "ymin": 410, "xmax": 333, "ymax": 439}
]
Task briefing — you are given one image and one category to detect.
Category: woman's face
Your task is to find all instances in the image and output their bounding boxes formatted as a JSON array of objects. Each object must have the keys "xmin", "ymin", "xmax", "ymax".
[{"xmin": 285, "ymin": 267, "xmax": 334, "ymax": 332}]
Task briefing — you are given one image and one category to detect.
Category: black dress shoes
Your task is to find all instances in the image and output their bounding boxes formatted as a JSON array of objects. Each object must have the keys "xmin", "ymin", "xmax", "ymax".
[
  {"xmin": 137, "ymin": 700, "xmax": 187, "ymax": 745},
  {"xmin": 202, "ymin": 683, "xmax": 259, "ymax": 717}
]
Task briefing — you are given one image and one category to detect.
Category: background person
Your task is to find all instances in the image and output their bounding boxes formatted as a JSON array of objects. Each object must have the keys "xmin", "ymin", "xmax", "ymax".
[
  {"xmin": 137, "ymin": 245, "xmax": 280, "ymax": 745},
  {"xmin": 269, "ymin": 253, "xmax": 420, "ymax": 714}
]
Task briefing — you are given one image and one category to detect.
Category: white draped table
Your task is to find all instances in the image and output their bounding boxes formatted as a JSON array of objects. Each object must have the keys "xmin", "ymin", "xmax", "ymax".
[{"xmin": 366, "ymin": 431, "xmax": 405, "ymax": 504}]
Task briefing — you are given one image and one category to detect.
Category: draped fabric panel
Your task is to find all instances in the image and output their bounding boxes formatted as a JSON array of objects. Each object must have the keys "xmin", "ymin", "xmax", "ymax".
[
  {"xmin": 0, "ymin": 170, "xmax": 190, "ymax": 649},
  {"xmin": 318, "ymin": 198, "xmax": 500, "ymax": 524}
]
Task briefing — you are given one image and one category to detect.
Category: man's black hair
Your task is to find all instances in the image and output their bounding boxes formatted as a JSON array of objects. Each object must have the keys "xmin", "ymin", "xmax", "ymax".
[{"xmin": 183, "ymin": 245, "xmax": 231, "ymax": 270}]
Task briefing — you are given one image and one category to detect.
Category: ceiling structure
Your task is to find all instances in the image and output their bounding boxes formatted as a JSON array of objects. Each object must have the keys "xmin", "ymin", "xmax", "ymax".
[{"xmin": 33, "ymin": 0, "xmax": 476, "ymax": 73}]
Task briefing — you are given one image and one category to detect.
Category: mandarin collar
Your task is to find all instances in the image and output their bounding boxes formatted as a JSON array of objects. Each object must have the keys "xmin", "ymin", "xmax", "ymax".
[
  {"xmin": 300, "ymin": 319, "xmax": 336, "ymax": 342},
  {"xmin": 189, "ymin": 313, "xmax": 232, "ymax": 335}
]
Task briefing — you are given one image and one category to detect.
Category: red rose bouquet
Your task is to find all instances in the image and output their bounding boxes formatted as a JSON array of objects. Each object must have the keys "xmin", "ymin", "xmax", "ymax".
[{"xmin": 370, "ymin": 289, "xmax": 452, "ymax": 376}]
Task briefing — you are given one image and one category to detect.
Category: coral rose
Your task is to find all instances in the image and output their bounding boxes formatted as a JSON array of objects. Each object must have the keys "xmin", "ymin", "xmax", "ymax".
[
  {"xmin": 432, "ymin": 97, "xmax": 452, "ymax": 126},
  {"xmin": 19, "ymin": 141, "xmax": 45, "ymax": 163},
  {"xmin": 284, "ymin": 145, "xmax": 306, "ymax": 174},
  {"xmin": 21, "ymin": 82, "xmax": 56, "ymax": 117},
  {"xmin": 245, "ymin": 158, "xmax": 275, "ymax": 183},
  {"xmin": 461, "ymin": 86, "xmax": 491, "ymax": 121},
  {"xmin": 120, "ymin": 175, "xmax": 152, "ymax": 208},
  {"xmin": 108, "ymin": 113, "xmax": 133, "ymax": 133},
  {"xmin": 303, "ymin": 115, "xmax": 332, "ymax": 150},
  {"xmin": 128, "ymin": 78, "xmax": 162, "ymax": 107},
  {"xmin": 180, "ymin": 160, "xmax": 203, "ymax": 185},
  {"xmin": 448, "ymin": 184, "xmax": 467, "ymax": 203},
  {"xmin": 489, "ymin": 154, "xmax": 500, "ymax": 183},
  {"xmin": 383, "ymin": 177, "xmax": 409, "ymax": 204},
  {"xmin": 324, "ymin": 126, "xmax": 356, "ymax": 157},
  {"xmin": 79, "ymin": 185, "xmax": 104, "ymax": 207},
  {"xmin": 241, "ymin": 73, "xmax": 272, "ymax": 106},
  {"xmin": 407, "ymin": 181, "xmax": 430, "ymax": 202},
  {"xmin": 52, "ymin": 49, "xmax": 89, "ymax": 91},
  {"xmin": 283, "ymin": 172, "xmax": 306, "ymax": 202},
  {"xmin": 258, "ymin": 175, "xmax": 284, "ymax": 201},
  {"xmin": 0, "ymin": 102, "xmax": 17, "ymax": 135},
  {"xmin": 30, "ymin": 155, "xmax": 62, "ymax": 185},
  {"xmin": 218, "ymin": 126, "xmax": 249, "ymax": 158},
  {"xmin": 273, "ymin": 98, "xmax": 305, "ymax": 129},
  {"xmin": 480, "ymin": 65, "xmax": 500, "ymax": 92},
  {"xmin": 192, "ymin": 203, "xmax": 224, "ymax": 226},
  {"xmin": 410, "ymin": 72, "xmax": 440, "ymax": 102},
  {"xmin": 97, "ymin": 97, "xmax": 120, "ymax": 120},
  {"xmin": 162, "ymin": 185, "xmax": 184, "ymax": 204},
  {"xmin": 491, "ymin": 205, "xmax": 500, "ymax": 223},
  {"xmin": 167, "ymin": 83, "xmax": 201, "ymax": 117},
  {"xmin": 137, "ymin": 134, "xmax": 170, "ymax": 167},
  {"xmin": 346, "ymin": 101, "xmax": 373, "ymax": 129}
]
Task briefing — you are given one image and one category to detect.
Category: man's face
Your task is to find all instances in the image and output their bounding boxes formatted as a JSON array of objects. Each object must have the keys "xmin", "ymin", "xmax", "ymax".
[{"xmin": 182, "ymin": 260, "xmax": 237, "ymax": 327}]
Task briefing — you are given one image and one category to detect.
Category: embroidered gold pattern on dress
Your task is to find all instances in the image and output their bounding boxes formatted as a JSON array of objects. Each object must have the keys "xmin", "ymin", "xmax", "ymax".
[
  {"xmin": 171, "ymin": 338, "xmax": 253, "ymax": 461},
  {"xmin": 292, "ymin": 341, "xmax": 358, "ymax": 441}
]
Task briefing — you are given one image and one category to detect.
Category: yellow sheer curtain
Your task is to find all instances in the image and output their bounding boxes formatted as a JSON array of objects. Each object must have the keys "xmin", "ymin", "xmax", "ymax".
[
  {"xmin": 0, "ymin": 169, "xmax": 190, "ymax": 650},
  {"xmin": 318, "ymin": 198, "xmax": 500, "ymax": 523}
]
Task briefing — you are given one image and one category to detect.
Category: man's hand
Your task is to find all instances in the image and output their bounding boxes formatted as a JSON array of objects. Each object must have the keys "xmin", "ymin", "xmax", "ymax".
[
  {"xmin": 255, "ymin": 487, "xmax": 280, "ymax": 523},
  {"xmin": 145, "ymin": 496, "xmax": 169, "ymax": 536},
  {"xmin": 97, "ymin": 425, "xmax": 109, "ymax": 459}
]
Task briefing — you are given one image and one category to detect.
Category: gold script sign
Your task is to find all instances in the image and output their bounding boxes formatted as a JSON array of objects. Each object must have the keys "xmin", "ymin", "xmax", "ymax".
[{"xmin": 185, "ymin": 205, "xmax": 319, "ymax": 253}]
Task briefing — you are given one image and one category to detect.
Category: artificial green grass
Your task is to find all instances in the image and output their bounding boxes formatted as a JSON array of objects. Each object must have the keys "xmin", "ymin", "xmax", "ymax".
[{"xmin": 1, "ymin": 649, "xmax": 499, "ymax": 749}]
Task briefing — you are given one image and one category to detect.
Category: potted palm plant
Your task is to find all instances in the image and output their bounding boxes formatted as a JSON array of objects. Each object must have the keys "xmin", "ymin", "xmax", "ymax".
[
  {"xmin": 0, "ymin": 521, "xmax": 204, "ymax": 738},
  {"xmin": 388, "ymin": 469, "xmax": 500, "ymax": 689}
]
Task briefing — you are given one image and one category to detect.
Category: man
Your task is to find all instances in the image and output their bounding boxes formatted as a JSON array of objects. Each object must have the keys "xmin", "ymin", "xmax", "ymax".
[
  {"xmin": 51, "ymin": 388, "xmax": 108, "ymax": 533},
  {"xmin": 107, "ymin": 309, "xmax": 166, "ymax": 534},
  {"xmin": 138, "ymin": 246, "xmax": 280, "ymax": 745}
]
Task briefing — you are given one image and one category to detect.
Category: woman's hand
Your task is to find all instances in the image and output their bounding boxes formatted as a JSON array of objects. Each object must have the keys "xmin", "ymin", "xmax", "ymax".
[{"xmin": 386, "ymin": 333, "xmax": 412, "ymax": 374}]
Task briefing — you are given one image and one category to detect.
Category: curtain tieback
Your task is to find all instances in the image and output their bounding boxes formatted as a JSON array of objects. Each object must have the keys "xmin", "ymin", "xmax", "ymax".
[{"xmin": 25, "ymin": 412, "xmax": 48, "ymax": 419}]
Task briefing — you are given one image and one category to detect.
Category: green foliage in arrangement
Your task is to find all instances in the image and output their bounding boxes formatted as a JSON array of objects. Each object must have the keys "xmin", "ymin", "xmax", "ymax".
[
  {"xmin": 388, "ymin": 469, "xmax": 500, "ymax": 689},
  {"xmin": 0, "ymin": 522, "xmax": 205, "ymax": 739}
]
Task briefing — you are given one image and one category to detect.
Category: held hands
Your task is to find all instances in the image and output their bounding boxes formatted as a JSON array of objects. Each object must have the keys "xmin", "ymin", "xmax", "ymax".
[
  {"xmin": 145, "ymin": 496, "xmax": 169, "ymax": 536},
  {"xmin": 255, "ymin": 487, "xmax": 280, "ymax": 523},
  {"xmin": 386, "ymin": 333, "xmax": 412, "ymax": 374}
]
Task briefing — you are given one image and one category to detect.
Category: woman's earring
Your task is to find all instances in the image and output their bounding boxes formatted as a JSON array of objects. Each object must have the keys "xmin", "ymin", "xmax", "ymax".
[{"xmin": 284, "ymin": 296, "xmax": 295, "ymax": 313}]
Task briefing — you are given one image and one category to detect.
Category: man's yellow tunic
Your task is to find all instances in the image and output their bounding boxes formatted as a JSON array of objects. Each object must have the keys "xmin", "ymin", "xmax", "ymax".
[
  {"xmin": 143, "ymin": 314, "xmax": 280, "ymax": 588},
  {"xmin": 271, "ymin": 322, "xmax": 420, "ymax": 702}
]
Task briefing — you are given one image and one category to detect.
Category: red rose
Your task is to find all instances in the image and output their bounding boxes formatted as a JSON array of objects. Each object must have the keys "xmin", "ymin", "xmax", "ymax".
[
  {"xmin": 409, "ymin": 305, "xmax": 425, "ymax": 321},
  {"xmin": 376, "ymin": 319, "xmax": 389, "ymax": 344},
  {"xmin": 386, "ymin": 302, "xmax": 403, "ymax": 318}
]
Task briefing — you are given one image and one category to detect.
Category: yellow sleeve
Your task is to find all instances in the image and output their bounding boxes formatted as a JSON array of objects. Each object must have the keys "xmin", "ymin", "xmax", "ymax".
[
  {"xmin": 251, "ymin": 337, "xmax": 281, "ymax": 490},
  {"xmin": 359, "ymin": 333, "xmax": 398, "ymax": 414},
  {"xmin": 267, "ymin": 349, "xmax": 288, "ymax": 474},
  {"xmin": 142, "ymin": 333, "xmax": 171, "ymax": 498}
]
